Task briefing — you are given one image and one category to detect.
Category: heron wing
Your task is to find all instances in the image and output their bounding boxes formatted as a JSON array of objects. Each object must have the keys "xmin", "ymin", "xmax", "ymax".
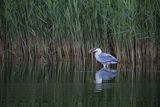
[{"xmin": 97, "ymin": 53, "xmax": 118, "ymax": 63}]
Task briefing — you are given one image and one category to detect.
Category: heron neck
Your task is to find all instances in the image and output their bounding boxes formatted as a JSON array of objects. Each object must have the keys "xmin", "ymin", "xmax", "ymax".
[{"xmin": 95, "ymin": 51, "xmax": 102, "ymax": 56}]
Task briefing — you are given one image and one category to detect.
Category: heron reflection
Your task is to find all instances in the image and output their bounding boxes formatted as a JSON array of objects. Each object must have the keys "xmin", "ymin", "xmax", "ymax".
[{"xmin": 95, "ymin": 68, "xmax": 118, "ymax": 84}]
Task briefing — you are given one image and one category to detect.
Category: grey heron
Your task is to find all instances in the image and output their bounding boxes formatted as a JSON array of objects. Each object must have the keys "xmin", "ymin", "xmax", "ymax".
[{"xmin": 89, "ymin": 48, "xmax": 118, "ymax": 68}]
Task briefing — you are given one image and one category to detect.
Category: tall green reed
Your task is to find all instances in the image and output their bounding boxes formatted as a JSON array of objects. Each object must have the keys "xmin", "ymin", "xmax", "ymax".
[{"xmin": 0, "ymin": 0, "xmax": 160, "ymax": 65}]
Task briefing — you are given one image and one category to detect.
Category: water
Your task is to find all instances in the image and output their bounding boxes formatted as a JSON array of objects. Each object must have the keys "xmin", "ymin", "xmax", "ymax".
[{"xmin": 0, "ymin": 62, "xmax": 160, "ymax": 107}]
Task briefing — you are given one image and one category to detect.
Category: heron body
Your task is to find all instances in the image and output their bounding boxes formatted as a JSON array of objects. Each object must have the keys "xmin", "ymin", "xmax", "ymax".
[{"xmin": 90, "ymin": 48, "xmax": 118, "ymax": 68}]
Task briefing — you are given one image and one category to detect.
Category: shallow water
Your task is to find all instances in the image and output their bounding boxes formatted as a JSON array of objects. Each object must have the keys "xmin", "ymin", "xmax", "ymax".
[{"xmin": 0, "ymin": 62, "xmax": 160, "ymax": 107}]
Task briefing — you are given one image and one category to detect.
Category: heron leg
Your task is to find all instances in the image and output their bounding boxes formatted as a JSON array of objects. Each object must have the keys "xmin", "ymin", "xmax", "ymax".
[
  {"xmin": 106, "ymin": 64, "xmax": 110, "ymax": 69},
  {"xmin": 103, "ymin": 64, "xmax": 106, "ymax": 68}
]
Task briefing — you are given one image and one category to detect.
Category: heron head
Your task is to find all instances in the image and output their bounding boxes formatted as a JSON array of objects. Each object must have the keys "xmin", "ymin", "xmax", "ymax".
[{"xmin": 89, "ymin": 48, "xmax": 102, "ymax": 53}]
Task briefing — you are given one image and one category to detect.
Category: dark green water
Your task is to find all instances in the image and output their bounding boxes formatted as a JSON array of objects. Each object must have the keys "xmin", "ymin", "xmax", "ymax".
[{"xmin": 0, "ymin": 62, "xmax": 160, "ymax": 107}]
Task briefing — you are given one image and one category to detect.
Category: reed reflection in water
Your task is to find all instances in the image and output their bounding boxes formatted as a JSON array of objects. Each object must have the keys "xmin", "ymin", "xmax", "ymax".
[{"xmin": 0, "ymin": 61, "xmax": 160, "ymax": 107}]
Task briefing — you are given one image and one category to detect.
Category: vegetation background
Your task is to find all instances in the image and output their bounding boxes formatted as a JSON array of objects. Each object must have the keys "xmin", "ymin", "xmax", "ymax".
[{"xmin": 0, "ymin": 0, "xmax": 160, "ymax": 65}]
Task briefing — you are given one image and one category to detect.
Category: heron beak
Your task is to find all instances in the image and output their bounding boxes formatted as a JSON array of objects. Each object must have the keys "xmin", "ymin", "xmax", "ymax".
[
  {"xmin": 89, "ymin": 48, "xmax": 96, "ymax": 53},
  {"xmin": 88, "ymin": 49, "xmax": 93, "ymax": 53}
]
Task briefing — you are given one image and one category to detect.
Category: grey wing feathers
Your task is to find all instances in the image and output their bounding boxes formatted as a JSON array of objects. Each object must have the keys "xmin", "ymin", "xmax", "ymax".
[{"xmin": 97, "ymin": 53, "xmax": 118, "ymax": 63}]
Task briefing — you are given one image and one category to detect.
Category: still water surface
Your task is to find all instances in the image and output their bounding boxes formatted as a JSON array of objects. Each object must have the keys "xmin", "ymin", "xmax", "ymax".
[{"xmin": 0, "ymin": 61, "xmax": 160, "ymax": 107}]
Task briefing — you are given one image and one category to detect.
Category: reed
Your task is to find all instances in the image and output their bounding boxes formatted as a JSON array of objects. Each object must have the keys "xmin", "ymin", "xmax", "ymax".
[{"xmin": 0, "ymin": 0, "xmax": 160, "ymax": 65}]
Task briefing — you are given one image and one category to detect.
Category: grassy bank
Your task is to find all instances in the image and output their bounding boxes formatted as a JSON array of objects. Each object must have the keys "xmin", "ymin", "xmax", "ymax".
[{"xmin": 0, "ymin": 0, "xmax": 160, "ymax": 65}]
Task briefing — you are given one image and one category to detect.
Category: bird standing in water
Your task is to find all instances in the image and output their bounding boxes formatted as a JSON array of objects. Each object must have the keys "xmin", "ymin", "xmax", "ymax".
[{"xmin": 89, "ymin": 48, "xmax": 118, "ymax": 68}]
